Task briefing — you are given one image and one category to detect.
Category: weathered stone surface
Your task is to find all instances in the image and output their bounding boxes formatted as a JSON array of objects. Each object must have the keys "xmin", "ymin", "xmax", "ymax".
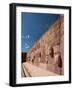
[{"xmin": 26, "ymin": 16, "xmax": 64, "ymax": 75}]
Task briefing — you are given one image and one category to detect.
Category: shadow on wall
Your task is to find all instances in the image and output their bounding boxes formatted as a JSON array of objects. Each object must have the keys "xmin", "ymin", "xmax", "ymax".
[{"xmin": 21, "ymin": 52, "xmax": 27, "ymax": 63}]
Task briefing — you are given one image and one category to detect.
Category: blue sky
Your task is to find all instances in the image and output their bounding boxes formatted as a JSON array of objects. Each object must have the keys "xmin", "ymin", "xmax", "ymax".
[{"xmin": 21, "ymin": 12, "xmax": 60, "ymax": 52}]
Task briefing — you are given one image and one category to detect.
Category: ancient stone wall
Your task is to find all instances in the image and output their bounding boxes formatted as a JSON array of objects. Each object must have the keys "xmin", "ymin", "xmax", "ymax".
[{"xmin": 26, "ymin": 16, "xmax": 64, "ymax": 75}]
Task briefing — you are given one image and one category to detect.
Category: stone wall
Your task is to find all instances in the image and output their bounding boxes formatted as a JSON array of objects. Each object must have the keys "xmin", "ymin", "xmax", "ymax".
[{"xmin": 26, "ymin": 16, "xmax": 64, "ymax": 75}]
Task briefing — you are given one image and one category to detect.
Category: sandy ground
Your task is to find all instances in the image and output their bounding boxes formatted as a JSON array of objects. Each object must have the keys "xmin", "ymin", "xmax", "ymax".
[{"xmin": 22, "ymin": 62, "xmax": 58, "ymax": 77}]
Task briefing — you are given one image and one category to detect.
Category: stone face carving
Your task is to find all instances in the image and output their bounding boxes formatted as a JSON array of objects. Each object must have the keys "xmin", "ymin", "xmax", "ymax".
[{"xmin": 26, "ymin": 16, "xmax": 64, "ymax": 75}]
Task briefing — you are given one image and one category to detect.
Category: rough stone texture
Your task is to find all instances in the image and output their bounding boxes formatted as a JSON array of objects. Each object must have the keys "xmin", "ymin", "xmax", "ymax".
[{"xmin": 26, "ymin": 16, "xmax": 64, "ymax": 75}]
